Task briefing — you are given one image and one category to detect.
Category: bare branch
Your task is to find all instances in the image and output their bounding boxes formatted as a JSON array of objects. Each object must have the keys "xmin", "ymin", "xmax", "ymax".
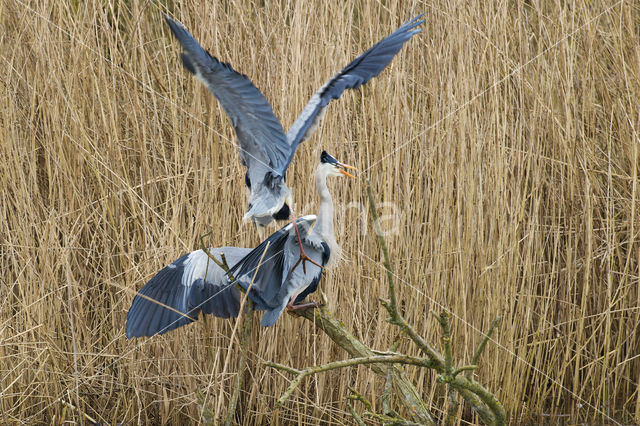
[
  {"xmin": 199, "ymin": 231, "xmax": 227, "ymax": 270},
  {"xmin": 452, "ymin": 365, "xmax": 478, "ymax": 377},
  {"xmin": 347, "ymin": 402, "xmax": 366, "ymax": 426},
  {"xmin": 382, "ymin": 366, "xmax": 393, "ymax": 415},
  {"xmin": 448, "ymin": 376, "xmax": 506, "ymax": 425},
  {"xmin": 435, "ymin": 311, "xmax": 454, "ymax": 374},
  {"xmin": 347, "ymin": 387, "xmax": 372, "ymax": 411},
  {"xmin": 294, "ymin": 305, "xmax": 437, "ymax": 425},
  {"xmin": 444, "ymin": 391, "xmax": 459, "ymax": 426},
  {"xmin": 367, "ymin": 183, "xmax": 445, "ymax": 369},
  {"xmin": 273, "ymin": 354, "xmax": 436, "ymax": 407},
  {"xmin": 263, "ymin": 361, "xmax": 301, "ymax": 376},
  {"xmin": 467, "ymin": 316, "xmax": 502, "ymax": 379}
]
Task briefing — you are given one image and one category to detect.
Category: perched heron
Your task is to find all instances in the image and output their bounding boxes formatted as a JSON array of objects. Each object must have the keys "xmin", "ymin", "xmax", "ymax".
[
  {"xmin": 126, "ymin": 151, "xmax": 354, "ymax": 337},
  {"xmin": 163, "ymin": 14, "xmax": 423, "ymax": 237}
]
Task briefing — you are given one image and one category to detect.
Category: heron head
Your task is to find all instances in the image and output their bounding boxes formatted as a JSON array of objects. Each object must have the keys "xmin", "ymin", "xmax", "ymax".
[{"xmin": 320, "ymin": 150, "xmax": 356, "ymax": 178}]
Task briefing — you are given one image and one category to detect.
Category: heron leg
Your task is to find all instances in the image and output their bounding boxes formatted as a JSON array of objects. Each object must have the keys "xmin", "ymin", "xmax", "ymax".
[
  {"xmin": 255, "ymin": 222, "xmax": 266, "ymax": 241},
  {"xmin": 289, "ymin": 209, "xmax": 323, "ymax": 274},
  {"xmin": 286, "ymin": 291, "xmax": 323, "ymax": 310},
  {"xmin": 287, "ymin": 301, "xmax": 323, "ymax": 311}
]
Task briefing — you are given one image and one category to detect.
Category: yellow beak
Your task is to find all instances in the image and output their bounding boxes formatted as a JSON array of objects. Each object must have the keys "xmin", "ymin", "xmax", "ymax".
[{"xmin": 338, "ymin": 162, "xmax": 357, "ymax": 179}]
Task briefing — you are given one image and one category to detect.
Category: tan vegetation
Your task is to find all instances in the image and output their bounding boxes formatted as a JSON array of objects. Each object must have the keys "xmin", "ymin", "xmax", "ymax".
[{"xmin": 1, "ymin": 0, "xmax": 639, "ymax": 423}]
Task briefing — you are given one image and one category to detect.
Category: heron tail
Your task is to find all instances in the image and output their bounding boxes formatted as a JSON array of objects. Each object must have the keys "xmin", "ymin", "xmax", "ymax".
[{"xmin": 260, "ymin": 306, "xmax": 285, "ymax": 327}]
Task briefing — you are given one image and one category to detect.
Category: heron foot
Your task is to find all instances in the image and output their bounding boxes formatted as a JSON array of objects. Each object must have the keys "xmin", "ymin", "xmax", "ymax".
[
  {"xmin": 291, "ymin": 252, "xmax": 323, "ymax": 275},
  {"xmin": 287, "ymin": 301, "xmax": 324, "ymax": 311},
  {"xmin": 289, "ymin": 209, "xmax": 323, "ymax": 274}
]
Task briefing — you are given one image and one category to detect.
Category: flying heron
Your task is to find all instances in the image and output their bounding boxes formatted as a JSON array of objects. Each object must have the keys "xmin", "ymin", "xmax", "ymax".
[
  {"xmin": 163, "ymin": 14, "xmax": 423, "ymax": 237},
  {"xmin": 126, "ymin": 151, "xmax": 354, "ymax": 337}
]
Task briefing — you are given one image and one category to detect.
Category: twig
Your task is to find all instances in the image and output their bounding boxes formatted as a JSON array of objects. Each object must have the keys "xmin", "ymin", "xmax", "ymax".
[
  {"xmin": 347, "ymin": 401, "xmax": 367, "ymax": 426},
  {"xmin": 382, "ymin": 366, "xmax": 393, "ymax": 415},
  {"xmin": 444, "ymin": 391, "xmax": 459, "ymax": 426},
  {"xmin": 199, "ymin": 231, "xmax": 227, "ymax": 270},
  {"xmin": 263, "ymin": 361, "xmax": 301, "ymax": 376},
  {"xmin": 348, "ymin": 387, "xmax": 372, "ymax": 411},
  {"xmin": 435, "ymin": 311, "xmax": 459, "ymax": 426},
  {"xmin": 383, "ymin": 334, "xmax": 402, "ymax": 414},
  {"xmin": 274, "ymin": 354, "xmax": 437, "ymax": 407},
  {"xmin": 222, "ymin": 243, "xmax": 269, "ymax": 426},
  {"xmin": 452, "ymin": 365, "xmax": 478, "ymax": 377},
  {"xmin": 294, "ymin": 305, "xmax": 437, "ymax": 425},
  {"xmin": 366, "ymin": 183, "xmax": 445, "ymax": 369},
  {"xmin": 446, "ymin": 375, "xmax": 506, "ymax": 425},
  {"xmin": 467, "ymin": 316, "xmax": 502, "ymax": 379},
  {"xmin": 434, "ymin": 311, "xmax": 453, "ymax": 375},
  {"xmin": 455, "ymin": 388, "xmax": 496, "ymax": 425}
]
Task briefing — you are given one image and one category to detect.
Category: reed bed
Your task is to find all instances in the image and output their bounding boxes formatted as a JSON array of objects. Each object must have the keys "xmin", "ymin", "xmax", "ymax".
[{"xmin": 1, "ymin": 0, "xmax": 639, "ymax": 423}]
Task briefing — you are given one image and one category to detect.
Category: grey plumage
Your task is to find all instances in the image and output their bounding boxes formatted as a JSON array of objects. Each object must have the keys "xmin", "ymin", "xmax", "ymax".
[
  {"xmin": 126, "ymin": 248, "xmax": 250, "ymax": 338},
  {"xmin": 227, "ymin": 215, "xmax": 325, "ymax": 326},
  {"xmin": 125, "ymin": 151, "xmax": 351, "ymax": 337},
  {"xmin": 163, "ymin": 14, "xmax": 422, "ymax": 230},
  {"xmin": 164, "ymin": 16, "xmax": 290, "ymax": 225},
  {"xmin": 284, "ymin": 14, "xmax": 425, "ymax": 166}
]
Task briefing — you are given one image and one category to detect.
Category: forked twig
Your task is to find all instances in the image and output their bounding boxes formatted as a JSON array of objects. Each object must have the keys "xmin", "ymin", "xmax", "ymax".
[{"xmin": 269, "ymin": 185, "xmax": 504, "ymax": 425}]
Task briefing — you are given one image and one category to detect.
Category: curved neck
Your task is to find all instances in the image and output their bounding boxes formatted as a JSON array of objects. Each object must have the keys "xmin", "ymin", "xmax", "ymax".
[
  {"xmin": 313, "ymin": 163, "xmax": 342, "ymax": 267},
  {"xmin": 314, "ymin": 165, "xmax": 334, "ymax": 239}
]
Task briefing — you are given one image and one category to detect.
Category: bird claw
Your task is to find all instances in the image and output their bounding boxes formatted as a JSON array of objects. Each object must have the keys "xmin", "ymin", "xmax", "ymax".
[
  {"xmin": 289, "ymin": 209, "xmax": 323, "ymax": 274},
  {"xmin": 291, "ymin": 253, "xmax": 323, "ymax": 275}
]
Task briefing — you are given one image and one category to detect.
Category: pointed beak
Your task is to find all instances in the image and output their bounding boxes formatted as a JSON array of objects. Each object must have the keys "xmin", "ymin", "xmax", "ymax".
[{"xmin": 338, "ymin": 162, "xmax": 357, "ymax": 179}]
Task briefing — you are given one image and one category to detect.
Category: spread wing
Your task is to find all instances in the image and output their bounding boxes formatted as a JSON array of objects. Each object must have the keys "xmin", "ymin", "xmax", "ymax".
[
  {"xmin": 283, "ymin": 14, "xmax": 424, "ymax": 172},
  {"xmin": 226, "ymin": 215, "xmax": 322, "ymax": 326},
  {"xmin": 126, "ymin": 248, "xmax": 250, "ymax": 338},
  {"xmin": 164, "ymin": 15, "xmax": 291, "ymax": 177}
]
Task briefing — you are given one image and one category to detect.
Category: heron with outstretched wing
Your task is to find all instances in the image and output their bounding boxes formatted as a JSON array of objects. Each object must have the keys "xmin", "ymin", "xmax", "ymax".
[
  {"xmin": 126, "ymin": 151, "xmax": 354, "ymax": 337},
  {"xmin": 163, "ymin": 14, "xmax": 423, "ymax": 238}
]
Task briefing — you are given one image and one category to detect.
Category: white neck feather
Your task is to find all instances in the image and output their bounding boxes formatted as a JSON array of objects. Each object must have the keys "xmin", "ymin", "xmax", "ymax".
[{"xmin": 313, "ymin": 164, "xmax": 341, "ymax": 268}]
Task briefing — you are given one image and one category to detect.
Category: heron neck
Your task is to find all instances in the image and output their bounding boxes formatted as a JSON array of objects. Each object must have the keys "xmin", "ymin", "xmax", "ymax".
[
  {"xmin": 314, "ymin": 166, "xmax": 334, "ymax": 239},
  {"xmin": 313, "ymin": 164, "xmax": 341, "ymax": 268}
]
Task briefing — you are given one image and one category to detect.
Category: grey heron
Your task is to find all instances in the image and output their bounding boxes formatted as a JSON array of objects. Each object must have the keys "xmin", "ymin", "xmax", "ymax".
[
  {"xmin": 126, "ymin": 151, "xmax": 354, "ymax": 337},
  {"xmin": 163, "ymin": 14, "xmax": 422, "ymax": 237}
]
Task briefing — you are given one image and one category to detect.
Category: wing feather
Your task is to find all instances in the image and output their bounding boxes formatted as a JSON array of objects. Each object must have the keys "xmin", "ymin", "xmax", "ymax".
[
  {"xmin": 283, "ymin": 14, "xmax": 424, "ymax": 171},
  {"xmin": 126, "ymin": 248, "xmax": 250, "ymax": 338},
  {"xmin": 226, "ymin": 216, "xmax": 318, "ymax": 325},
  {"xmin": 164, "ymin": 15, "xmax": 291, "ymax": 175}
]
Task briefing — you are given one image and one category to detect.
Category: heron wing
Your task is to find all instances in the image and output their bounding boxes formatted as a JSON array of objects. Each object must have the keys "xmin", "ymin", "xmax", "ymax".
[
  {"xmin": 257, "ymin": 233, "xmax": 323, "ymax": 326},
  {"xmin": 225, "ymin": 223, "xmax": 294, "ymax": 309},
  {"xmin": 125, "ymin": 248, "xmax": 250, "ymax": 338},
  {"xmin": 283, "ymin": 14, "xmax": 424, "ymax": 171},
  {"xmin": 293, "ymin": 241, "xmax": 330, "ymax": 304},
  {"xmin": 164, "ymin": 15, "xmax": 290, "ymax": 175},
  {"xmin": 226, "ymin": 216, "xmax": 318, "ymax": 321}
]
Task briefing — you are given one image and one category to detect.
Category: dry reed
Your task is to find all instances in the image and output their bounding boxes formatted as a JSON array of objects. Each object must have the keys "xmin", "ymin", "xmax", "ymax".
[{"xmin": 1, "ymin": 0, "xmax": 639, "ymax": 423}]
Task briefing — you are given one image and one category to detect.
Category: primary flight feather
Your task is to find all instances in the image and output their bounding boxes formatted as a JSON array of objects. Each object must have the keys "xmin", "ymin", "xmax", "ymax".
[{"xmin": 163, "ymin": 14, "xmax": 423, "ymax": 235}]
